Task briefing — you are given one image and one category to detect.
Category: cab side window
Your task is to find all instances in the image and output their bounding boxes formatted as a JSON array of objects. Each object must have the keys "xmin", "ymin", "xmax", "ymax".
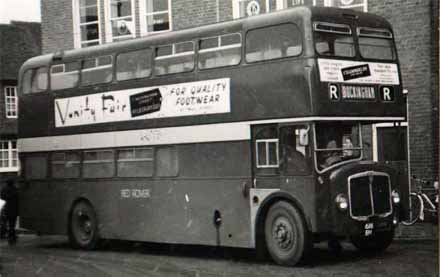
[
  {"xmin": 279, "ymin": 126, "xmax": 311, "ymax": 175},
  {"xmin": 254, "ymin": 125, "xmax": 279, "ymax": 176}
]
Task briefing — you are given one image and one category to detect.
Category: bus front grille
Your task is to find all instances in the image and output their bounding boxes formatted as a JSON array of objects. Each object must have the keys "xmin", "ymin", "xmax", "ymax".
[{"xmin": 348, "ymin": 172, "xmax": 392, "ymax": 220}]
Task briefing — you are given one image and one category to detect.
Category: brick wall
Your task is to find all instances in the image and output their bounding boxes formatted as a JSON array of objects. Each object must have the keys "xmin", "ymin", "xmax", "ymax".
[
  {"xmin": 41, "ymin": 0, "xmax": 74, "ymax": 53},
  {"xmin": 0, "ymin": 22, "xmax": 41, "ymax": 80},
  {"xmin": 0, "ymin": 21, "xmax": 41, "ymax": 135},
  {"xmin": 369, "ymin": 0, "xmax": 439, "ymax": 182}
]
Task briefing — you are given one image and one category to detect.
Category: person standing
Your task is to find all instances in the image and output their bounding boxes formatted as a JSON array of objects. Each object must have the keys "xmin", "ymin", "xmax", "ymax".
[{"xmin": 0, "ymin": 179, "xmax": 19, "ymax": 244}]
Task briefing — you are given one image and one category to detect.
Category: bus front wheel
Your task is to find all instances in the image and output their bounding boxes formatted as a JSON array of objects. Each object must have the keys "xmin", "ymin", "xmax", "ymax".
[
  {"xmin": 68, "ymin": 201, "xmax": 99, "ymax": 250},
  {"xmin": 350, "ymin": 230, "xmax": 394, "ymax": 254},
  {"xmin": 264, "ymin": 201, "xmax": 310, "ymax": 266}
]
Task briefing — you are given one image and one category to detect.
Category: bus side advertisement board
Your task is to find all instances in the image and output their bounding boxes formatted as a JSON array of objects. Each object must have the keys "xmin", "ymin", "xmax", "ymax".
[{"xmin": 55, "ymin": 78, "xmax": 230, "ymax": 127}]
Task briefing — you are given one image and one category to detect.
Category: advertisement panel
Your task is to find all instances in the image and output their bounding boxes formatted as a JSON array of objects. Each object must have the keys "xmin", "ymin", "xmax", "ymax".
[{"xmin": 54, "ymin": 78, "xmax": 230, "ymax": 127}]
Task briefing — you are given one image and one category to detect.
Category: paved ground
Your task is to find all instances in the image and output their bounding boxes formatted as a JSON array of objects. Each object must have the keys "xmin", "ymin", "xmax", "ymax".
[{"xmin": 0, "ymin": 235, "xmax": 438, "ymax": 277}]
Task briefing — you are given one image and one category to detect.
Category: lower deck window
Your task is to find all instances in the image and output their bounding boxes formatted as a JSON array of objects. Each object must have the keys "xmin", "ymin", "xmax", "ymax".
[
  {"xmin": 156, "ymin": 146, "xmax": 178, "ymax": 177},
  {"xmin": 117, "ymin": 148, "xmax": 153, "ymax": 177},
  {"xmin": 25, "ymin": 155, "xmax": 47, "ymax": 180},
  {"xmin": 83, "ymin": 150, "xmax": 114, "ymax": 178},
  {"xmin": 51, "ymin": 152, "xmax": 80, "ymax": 178}
]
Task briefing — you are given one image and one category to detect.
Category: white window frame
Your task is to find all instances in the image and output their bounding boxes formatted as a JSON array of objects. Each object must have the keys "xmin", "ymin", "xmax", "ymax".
[
  {"xmin": 104, "ymin": 0, "xmax": 136, "ymax": 42},
  {"xmin": 199, "ymin": 33, "xmax": 242, "ymax": 54},
  {"xmin": 256, "ymin": 139, "xmax": 279, "ymax": 168},
  {"xmin": 0, "ymin": 140, "xmax": 19, "ymax": 172},
  {"xmin": 155, "ymin": 42, "xmax": 195, "ymax": 61},
  {"xmin": 276, "ymin": 0, "xmax": 367, "ymax": 12},
  {"xmin": 4, "ymin": 86, "xmax": 17, "ymax": 119},
  {"xmin": 72, "ymin": 0, "xmax": 103, "ymax": 49},
  {"xmin": 139, "ymin": 0, "xmax": 173, "ymax": 36},
  {"xmin": 233, "ymin": 0, "xmax": 272, "ymax": 19}
]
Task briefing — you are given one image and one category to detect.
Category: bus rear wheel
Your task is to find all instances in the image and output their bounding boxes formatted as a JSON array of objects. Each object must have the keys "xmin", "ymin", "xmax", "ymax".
[
  {"xmin": 350, "ymin": 230, "xmax": 394, "ymax": 254},
  {"xmin": 68, "ymin": 201, "xmax": 99, "ymax": 250},
  {"xmin": 264, "ymin": 201, "xmax": 310, "ymax": 266}
]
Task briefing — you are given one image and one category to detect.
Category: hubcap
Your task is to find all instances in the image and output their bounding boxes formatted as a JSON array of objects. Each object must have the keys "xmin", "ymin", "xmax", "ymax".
[
  {"xmin": 75, "ymin": 210, "xmax": 93, "ymax": 241},
  {"xmin": 273, "ymin": 217, "xmax": 294, "ymax": 250}
]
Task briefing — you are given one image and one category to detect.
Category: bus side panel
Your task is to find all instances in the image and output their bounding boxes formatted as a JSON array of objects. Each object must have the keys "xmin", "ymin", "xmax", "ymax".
[
  {"xmin": 279, "ymin": 176, "xmax": 321, "ymax": 233},
  {"xmin": 21, "ymin": 59, "xmax": 313, "ymax": 139},
  {"xmin": 112, "ymin": 141, "xmax": 253, "ymax": 247},
  {"xmin": 21, "ymin": 141, "xmax": 253, "ymax": 248},
  {"xmin": 20, "ymin": 181, "xmax": 60, "ymax": 235}
]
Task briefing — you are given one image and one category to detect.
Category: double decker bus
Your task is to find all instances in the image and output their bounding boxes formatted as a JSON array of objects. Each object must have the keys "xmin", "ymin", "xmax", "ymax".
[{"xmin": 18, "ymin": 6, "xmax": 408, "ymax": 266}]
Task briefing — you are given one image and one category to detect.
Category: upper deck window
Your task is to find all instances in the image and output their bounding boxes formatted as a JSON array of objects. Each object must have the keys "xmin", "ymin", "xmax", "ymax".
[
  {"xmin": 116, "ymin": 48, "xmax": 152, "ymax": 81},
  {"xmin": 358, "ymin": 27, "xmax": 396, "ymax": 61},
  {"xmin": 50, "ymin": 62, "xmax": 80, "ymax": 90},
  {"xmin": 314, "ymin": 22, "xmax": 355, "ymax": 58},
  {"xmin": 246, "ymin": 23, "xmax": 302, "ymax": 63},
  {"xmin": 81, "ymin": 55, "xmax": 113, "ymax": 86},
  {"xmin": 199, "ymin": 33, "xmax": 242, "ymax": 69},
  {"xmin": 22, "ymin": 67, "xmax": 48, "ymax": 94},
  {"xmin": 154, "ymin": 41, "xmax": 195, "ymax": 75}
]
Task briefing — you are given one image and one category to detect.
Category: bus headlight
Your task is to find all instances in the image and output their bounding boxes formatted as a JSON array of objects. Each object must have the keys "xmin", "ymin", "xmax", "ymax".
[
  {"xmin": 335, "ymin": 194, "xmax": 348, "ymax": 211},
  {"xmin": 392, "ymin": 190, "xmax": 400, "ymax": 204}
]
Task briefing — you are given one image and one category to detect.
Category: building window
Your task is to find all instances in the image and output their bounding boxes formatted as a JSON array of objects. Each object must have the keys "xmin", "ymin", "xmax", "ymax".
[
  {"xmin": 139, "ymin": 0, "xmax": 172, "ymax": 36},
  {"xmin": 275, "ymin": 0, "xmax": 367, "ymax": 12},
  {"xmin": 0, "ymin": 140, "xmax": 19, "ymax": 172},
  {"xmin": 232, "ymin": 0, "xmax": 271, "ymax": 19},
  {"xmin": 105, "ymin": 0, "xmax": 136, "ymax": 42},
  {"xmin": 73, "ymin": 0, "xmax": 102, "ymax": 48},
  {"xmin": 4, "ymin": 86, "xmax": 17, "ymax": 118}
]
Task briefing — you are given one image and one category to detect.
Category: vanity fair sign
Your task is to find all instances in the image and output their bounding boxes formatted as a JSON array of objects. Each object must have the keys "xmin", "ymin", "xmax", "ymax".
[{"xmin": 54, "ymin": 78, "xmax": 230, "ymax": 127}]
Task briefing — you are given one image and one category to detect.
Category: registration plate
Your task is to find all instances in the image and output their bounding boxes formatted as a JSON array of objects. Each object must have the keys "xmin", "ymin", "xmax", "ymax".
[{"xmin": 364, "ymin": 222, "xmax": 374, "ymax": 237}]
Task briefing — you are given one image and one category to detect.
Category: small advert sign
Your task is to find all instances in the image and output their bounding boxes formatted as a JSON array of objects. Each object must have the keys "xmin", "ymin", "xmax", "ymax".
[
  {"xmin": 341, "ymin": 64, "xmax": 371, "ymax": 81},
  {"xmin": 55, "ymin": 78, "xmax": 230, "ymax": 127},
  {"xmin": 318, "ymin": 59, "xmax": 400, "ymax": 85},
  {"xmin": 130, "ymin": 89, "xmax": 162, "ymax": 117}
]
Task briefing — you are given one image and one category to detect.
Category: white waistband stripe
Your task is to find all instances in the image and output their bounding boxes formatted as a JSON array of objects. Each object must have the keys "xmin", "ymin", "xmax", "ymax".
[{"xmin": 18, "ymin": 116, "xmax": 405, "ymax": 153}]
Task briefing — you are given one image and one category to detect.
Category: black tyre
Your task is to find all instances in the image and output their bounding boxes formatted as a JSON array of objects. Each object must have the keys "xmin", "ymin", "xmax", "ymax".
[
  {"xmin": 350, "ymin": 230, "xmax": 394, "ymax": 254},
  {"xmin": 264, "ymin": 201, "xmax": 310, "ymax": 266},
  {"xmin": 401, "ymin": 193, "xmax": 422, "ymax": 226},
  {"xmin": 68, "ymin": 201, "xmax": 99, "ymax": 250}
]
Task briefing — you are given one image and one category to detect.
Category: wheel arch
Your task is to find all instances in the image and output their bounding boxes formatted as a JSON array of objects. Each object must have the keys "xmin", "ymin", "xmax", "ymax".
[{"xmin": 254, "ymin": 191, "xmax": 312, "ymax": 251}]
